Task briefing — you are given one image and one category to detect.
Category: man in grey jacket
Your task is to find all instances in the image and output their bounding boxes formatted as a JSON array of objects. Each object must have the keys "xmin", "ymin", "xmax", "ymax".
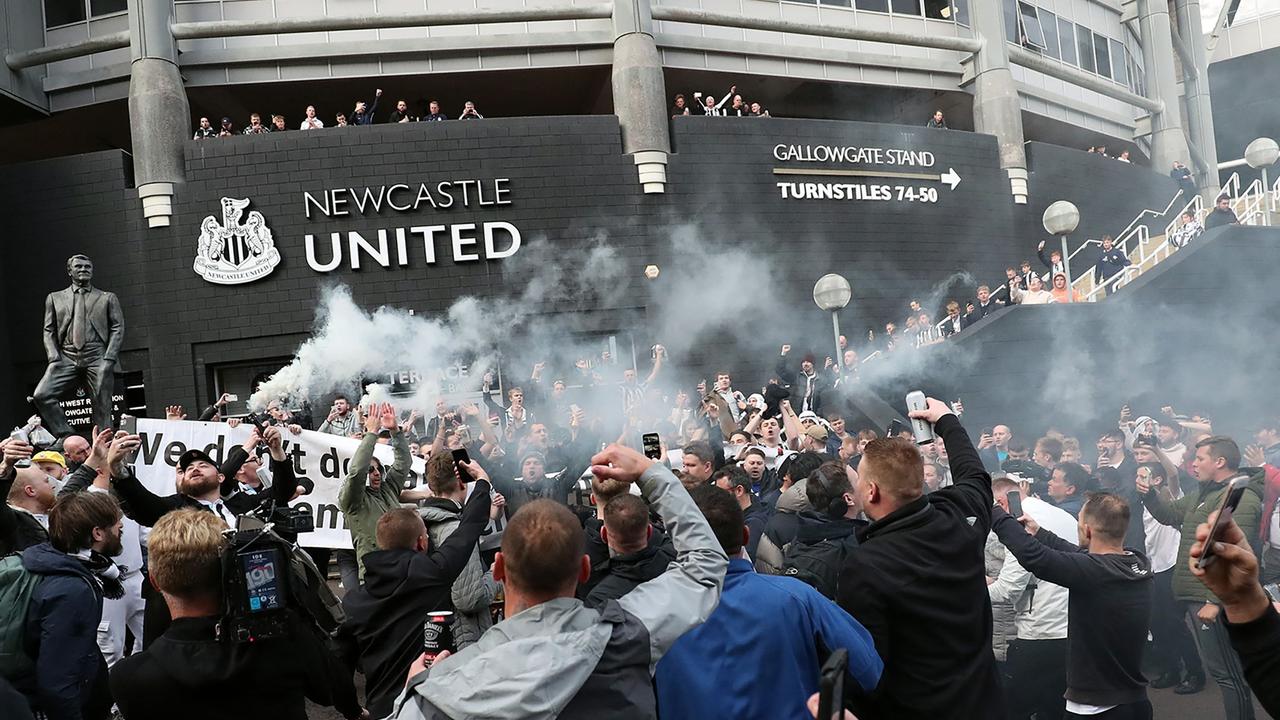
[
  {"xmin": 391, "ymin": 444, "xmax": 727, "ymax": 720},
  {"xmin": 418, "ymin": 452, "xmax": 503, "ymax": 649}
]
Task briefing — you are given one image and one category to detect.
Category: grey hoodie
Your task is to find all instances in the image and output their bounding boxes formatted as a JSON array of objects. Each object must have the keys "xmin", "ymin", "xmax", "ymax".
[
  {"xmin": 391, "ymin": 462, "xmax": 727, "ymax": 720},
  {"xmin": 419, "ymin": 498, "xmax": 499, "ymax": 649}
]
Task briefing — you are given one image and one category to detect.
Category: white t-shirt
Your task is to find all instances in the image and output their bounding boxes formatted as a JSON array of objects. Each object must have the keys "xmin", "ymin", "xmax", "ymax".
[
  {"xmin": 1270, "ymin": 503, "xmax": 1280, "ymax": 550},
  {"xmin": 299, "ymin": 118, "xmax": 325, "ymax": 130},
  {"xmin": 1143, "ymin": 488, "xmax": 1183, "ymax": 573}
]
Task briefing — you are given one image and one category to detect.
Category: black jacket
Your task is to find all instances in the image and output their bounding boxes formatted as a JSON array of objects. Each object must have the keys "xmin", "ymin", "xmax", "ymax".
[
  {"xmin": 838, "ymin": 414, "xmax": 1004, "ymax": 720},
  {"xmin": 993, "ymin": 510, "xmax": 1152, "ymax": 707},
  {"xmin": 1206, "ymin": 206, "xmax": 1239, "ymax": 229},
  {"xmin": 775, "ymin": 356, "xmax": 829, "ymax": 415},
  {"xmin": 580, "ymin": 516, "xmax": 671, "ymax": 599},
  {"xmin": 1227, "ymin": 605, "xmax": 1280, "ymax": 718},
  {"xmin": 218, "ymin": 447, "xmax": 314, "ymax": 519},
  {"xmin": 0, "ymin": 468, "xmax": 48, "ymax": 556},
  {"xmin": 335, "ymin": 480, "xmax": 491, "ymax": 719},
  {"xmin": 584, "ymin": 542, "xmax": 675, "ymax": 608},
  {"xmin": 110, "ymin": 613, "xmax": 361, "ymax": 720}
]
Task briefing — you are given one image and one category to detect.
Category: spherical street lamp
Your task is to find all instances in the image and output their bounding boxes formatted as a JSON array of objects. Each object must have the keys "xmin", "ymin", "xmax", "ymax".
[
  {"xmin": 1245, "ymin": 138, "xmax": 1279, "ymax": 222},
  {"xmin": 1042, "ymin": 200, "xmax": 1080, "ymax": 293},
  {"xmin": 813, "ymin": 274, "xmax": 852, "ymax": 364}
]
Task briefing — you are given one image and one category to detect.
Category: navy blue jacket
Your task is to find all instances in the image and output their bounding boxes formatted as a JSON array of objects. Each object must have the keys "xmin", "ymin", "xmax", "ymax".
[
  {"xmin": 18, "ymin": 543, "xmax": 105, "ymax": 720},
  {"xmin": 1094, "ymin": 248, "xmax": 1131, "ymax": 283},
  {"xmin": 656, "ymin": 558, "xmax": 882, "ymax": 719}
]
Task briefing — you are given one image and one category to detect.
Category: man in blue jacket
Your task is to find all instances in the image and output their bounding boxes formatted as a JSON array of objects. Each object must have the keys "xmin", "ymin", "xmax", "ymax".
[
  {"xmin": 655, "ymin": 484, "xmax": 882, "ymax": 720},
  {"xmin": 1094, "ymin": 235, "xmax": 1132, "ymax": 288},
  {"xmin": 15, "ymin": 491, "xmax": 124, "ymax": 720}
]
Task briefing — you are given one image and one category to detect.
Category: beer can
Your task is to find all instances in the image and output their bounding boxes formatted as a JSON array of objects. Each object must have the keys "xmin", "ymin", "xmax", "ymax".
[{"xmin": 422, "ymin": 611, "xmax": 456, "ymax": 667}]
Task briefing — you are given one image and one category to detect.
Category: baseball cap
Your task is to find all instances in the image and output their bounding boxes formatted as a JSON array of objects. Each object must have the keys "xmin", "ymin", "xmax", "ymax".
[
  {"xmin": 178, "ymin": 448, "xmax": 218, "ymax": 471},
  {"xmin": 220, "ymin": 116, "xmax": 231, "ymax": 123},
  {"xmin": 804, "ymin": 425, "xmax": 829, "ymax": 442},
  {"xmin": 32, "ymin": 451, "xmax": 66, "ymax": 469}
]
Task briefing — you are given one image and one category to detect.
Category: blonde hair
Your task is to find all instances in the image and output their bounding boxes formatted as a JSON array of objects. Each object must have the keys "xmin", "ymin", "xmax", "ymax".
[{"xmin": 148, "ymin": 509, "xmax": 227, "ymax": 599}]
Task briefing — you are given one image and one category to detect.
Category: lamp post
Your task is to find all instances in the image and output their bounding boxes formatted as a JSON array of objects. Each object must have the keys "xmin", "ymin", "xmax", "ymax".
[
  {"xmin": 1042, "ymin": 200, "xmax": 1080, "ymax": 295},
  {"xmin": 813, "ymin": 274, "xmax": 852, "ymax": 364},
  {"xmin": 1245, "ymin": 137, "xmax": 1279, "ymax": 225}
]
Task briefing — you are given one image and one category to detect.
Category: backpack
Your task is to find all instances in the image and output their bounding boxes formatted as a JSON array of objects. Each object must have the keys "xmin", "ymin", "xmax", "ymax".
[
  {"xmin": 781, "ymin": 533, "xmax": 858, "ymax": 599},
  {"xmin": 0, "ymin": 554, "xmax": 42, "ymax": 679}
]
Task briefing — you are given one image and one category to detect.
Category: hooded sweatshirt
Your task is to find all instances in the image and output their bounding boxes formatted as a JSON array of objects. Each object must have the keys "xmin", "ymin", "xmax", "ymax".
[
  {"xmin": 390, "ymin": 463, "xmax": 726, "ymax": 720},
  {"xmin": 418, "ymin": 496, "xmax": 500, "ymax": 649},
  {"xmin": 18, "ymin": 543, "xmax": 106, "ymax": 720},
  {"xmin": 337, "ymin": 482, "xmax": 491, "ymax": 719}
]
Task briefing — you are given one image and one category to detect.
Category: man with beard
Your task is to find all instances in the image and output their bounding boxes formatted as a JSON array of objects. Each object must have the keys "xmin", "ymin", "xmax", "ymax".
[
  {"xmin": 490, "ymin": 449, "xmax": 588, "ymax": 520},
  {"xmin": 340, "ymin": 403, "xmax": 413, "ymax": 581},
  {"xmin": 12, "ymin": 491, "xmax": 123, "ymax": 720},
  {"xmin": 1, "ymin": 438, "xmax": 58, "ymax": 554},
  {"xmin": 777, "ymin": 345, "xmax": 829, "ymax": 415}
]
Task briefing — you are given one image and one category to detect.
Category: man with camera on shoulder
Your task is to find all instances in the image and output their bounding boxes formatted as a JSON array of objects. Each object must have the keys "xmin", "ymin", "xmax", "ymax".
[{"xmin": 108, "ymin": 509, "xmax": 368, "ymax": 720}]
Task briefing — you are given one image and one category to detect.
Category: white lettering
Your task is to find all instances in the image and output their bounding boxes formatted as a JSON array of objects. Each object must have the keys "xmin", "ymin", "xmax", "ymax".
[
  {"xmin": 348, "ymin": 230, "xmax": 390, "ymax": 269},
  {"xmin": 411, "ymin": 226, "xmax": 445, "ymax": 264},
  {"xmin": 305, "ymin": 233, "xmax": 342, "ymax": 272},
  {"xmin": 484, "ymin": 222, "xmax": 521, "ymax": 259},
  {"xmin": 494, "ymin": 178, "xmax": 512, "ymax": 205},
  {"xmin": 451, "ymin": 224, "xmax": 479, "ymax": 262},
  {"xmin": 303, "ymin": 191, "xmax": 329, "ymax": 219},
  {"xmin": 386, "ymin": 184, "xmax": 412, "ymax": 211}
]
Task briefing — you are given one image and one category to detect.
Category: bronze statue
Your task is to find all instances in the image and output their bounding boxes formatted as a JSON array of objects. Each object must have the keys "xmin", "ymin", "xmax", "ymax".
[{"xmin": 31, "ymin": 255, "xmax": 125, "ymax": 438}]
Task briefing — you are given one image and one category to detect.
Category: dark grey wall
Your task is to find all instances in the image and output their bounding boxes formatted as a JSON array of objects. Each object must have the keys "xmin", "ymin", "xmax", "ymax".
[{"xmin": 0, "ymin": 116, "xmax": 1191, "ymax": 427}]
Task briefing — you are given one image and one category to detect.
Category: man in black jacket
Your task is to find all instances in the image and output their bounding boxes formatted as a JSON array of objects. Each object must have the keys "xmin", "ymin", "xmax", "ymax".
[
  {"xmin": 838, "ymin": 397, "xmax": 1004, "ymax": 720},
  {"xmin": 584, "ymin": 494, "xmax": 674, "ymax": 607},
  {"xmin": 993, "ymin": 492, "xmax": 1153, "ymax": 719},
  {"xmin": 0, "ymin": 438, "xmax": 55, "ymax": 555},
  {"xmin": 336, "ymin": 461, "xmax": 492, "ymax": 719},
  {"xmin": 217, "ymin": 427, "xmax": 313, "ymax": 518},
  {"xmin": 712, "ymin": 465, "xmax": 769, "ymax": 561},
  {"xmin": 109, "ymin": 509, "xmax": 366, "ymax": 720},
  {"xmin": 1205, "ymin": 196, "xmax": 1240, "ymax": 229}
]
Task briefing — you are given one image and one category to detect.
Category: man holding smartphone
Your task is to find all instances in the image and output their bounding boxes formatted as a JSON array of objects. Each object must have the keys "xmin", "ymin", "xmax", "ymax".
[{"xmin": 1139, "ymin": 436, "xmax": 1265, "ymax": 720}]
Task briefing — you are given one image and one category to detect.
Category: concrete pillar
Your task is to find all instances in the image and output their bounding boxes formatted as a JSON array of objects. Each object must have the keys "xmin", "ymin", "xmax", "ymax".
[
  {"xmin": 611, "ymin": 0, "xmax": 670, "ymax": 194},
  {"xmin": 127, "ymin": 0, "xmax": 189, "ymax": 228},
  {"xmin": 1137, "ymin": 0, "xmax": 1190, "ymax": 180},
  {"xmin": 968, "ymin": 0, "xmax": 1029, "ymax": 204},
  {"xmin": 1173, "ymin": 0, "xmax": 1220, "ymax": 198}
]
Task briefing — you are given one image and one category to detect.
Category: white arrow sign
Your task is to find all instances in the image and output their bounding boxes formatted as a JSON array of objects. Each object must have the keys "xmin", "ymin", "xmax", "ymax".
[{"xmin": 941, "ymin": 168, "xmax": 962, "ymax": 190}]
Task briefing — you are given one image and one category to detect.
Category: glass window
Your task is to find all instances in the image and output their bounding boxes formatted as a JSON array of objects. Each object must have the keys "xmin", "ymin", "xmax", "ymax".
[
  {"xmin": 891, "ymin": 0, "xmax": 922, "ymax": 15},
  {"xmin": 1004, "ymin": 0, "xmax": 1019, "ymax": 43},
  {"xmin": 1058, "ymin": 19, "xmax": 1077, "ymax": 65},
  {"xmin": 1018, "ymin": 2, "xmax": 1047, "ymax": 49},
  {"xmin": 1094, "ymin": 32, "xmax": 1111, "ymax": 78},
  {"xmin": 90, "ymin": 0, "xmax": 126, "ymax": 15},
  {"xmin": 1040, "ymin": 10, "xmax": 1060, "ymax": 58},
  {"xmin": 1111, "ymin": 39, "xmax": 1128, "ymax": 85},
  {"xmin": 45, "ymin": 0, "xmax": 86, "ymax": 27},
  {"xmin": 823, "ymin": 0, "xmax": 853, "ymax": 6},
  {"xmin": 856, "ymin": 0, "xmax": 890, "ymax": 12},
  {"xmin": 954, "ymin": 0, "xmax": 969, "ymax": 25},
  {"xmin": 924, "ymin": 0, "xmax": 951, "ymax": 19},
  {"xmin": 1077, "ymin": 26, "xmax": 1095, "ymax": 72}
]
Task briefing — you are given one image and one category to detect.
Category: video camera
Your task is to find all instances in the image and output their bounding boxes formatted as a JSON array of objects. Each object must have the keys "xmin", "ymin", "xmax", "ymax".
[
  {"xmin": 249, "ymin": 497, "xmax": 315, "ymax": 536},
  {"xmin": 218, "ymin": 520, "xmax": 342, "ymax": 644}
]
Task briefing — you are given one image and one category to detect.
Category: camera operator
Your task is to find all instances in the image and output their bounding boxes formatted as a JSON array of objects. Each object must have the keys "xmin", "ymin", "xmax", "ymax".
[
  {"xmin": 109, "ymin": 509, "xmax": 367, "ymax": 720},
  {"xmin": 336, "ymin": 457, "xmax": 493, "ymax": 719}
]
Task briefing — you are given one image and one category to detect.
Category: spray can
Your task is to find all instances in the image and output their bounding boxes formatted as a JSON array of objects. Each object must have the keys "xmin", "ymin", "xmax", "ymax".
[
  {"xmin": 905, "ymin": 391, "xmax": 934, "ymax": 445},
  {"xmin": 422, "ymin": 611, "xmax": 455, "ymax": 668}
]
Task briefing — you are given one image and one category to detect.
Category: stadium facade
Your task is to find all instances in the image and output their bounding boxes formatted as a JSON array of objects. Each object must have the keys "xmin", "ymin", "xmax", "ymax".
[{"xmin": 0, "ymin": 0, "xmax": 1273, "ymax": 429}]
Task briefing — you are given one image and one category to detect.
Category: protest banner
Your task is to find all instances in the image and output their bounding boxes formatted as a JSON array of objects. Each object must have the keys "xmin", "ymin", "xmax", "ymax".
[{"xmin": 134, "ymin": 419, "xmax": 426, "ymax": 549}]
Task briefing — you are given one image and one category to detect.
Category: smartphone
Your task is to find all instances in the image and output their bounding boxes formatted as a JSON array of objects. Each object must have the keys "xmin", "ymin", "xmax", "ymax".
[
  {"xmin": 119, "ymin": 414, "xmax": 139, "ymax": 464},
  {"xmin": 226, "ymin": 394, "xmax": 239, "ymax": 402},
  {"xmin": 642, "ymin": 433, "xmax": 662, "ymax": 460},
  {"xmin": 451, "ymin": 447, "xmax": 471, "ymax": 467},
  {"xmin": 817, "ymin": 648, "xmax": 848, "ymax": 720},
  {"xmin": 981, "ymin": 428, "xmax": 993, "ymax": 437},
  {"xmin": 1195, "ymin": 476, "xmax": 1250, "ymax": 569},
  {"xmin": 886, "ymin": 419, "xmax": 906, "ymax": 438},
  {"xmin": 1007, "ymin": 490, "xmax": 1023, "ymax": 520}
]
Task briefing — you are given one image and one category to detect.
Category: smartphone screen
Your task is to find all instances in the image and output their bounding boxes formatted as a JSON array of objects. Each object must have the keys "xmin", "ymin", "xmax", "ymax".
[
  {"xmin": 1007, "ymin": 490, "xmax": 1023, "ymax": 519},
  {"xmin": 817, "ymin": 648, "xmax": 848, "ymax": 720},
  {"xmin": 642, "ymin": 433, "xmax": 662, "ymax": 460},
  {"xmin": 1195, "ymin": 476, "xmax": 1250, "ymax": 569}
]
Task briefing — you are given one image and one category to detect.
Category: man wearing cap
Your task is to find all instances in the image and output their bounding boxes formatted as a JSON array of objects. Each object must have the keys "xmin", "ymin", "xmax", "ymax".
[
  {"xmin": 218, "ymin": 117, "xmax": 234, "ymax": 137},
  {"xmin": 32, "ymin": 450, "xmax": 67, "ymax": 485}
]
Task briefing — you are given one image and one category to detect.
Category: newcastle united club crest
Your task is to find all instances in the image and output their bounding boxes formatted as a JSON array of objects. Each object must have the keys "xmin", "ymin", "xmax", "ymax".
[{"xmin": 193, "ymin": 197, "xmax": 281, "ymax": 284}]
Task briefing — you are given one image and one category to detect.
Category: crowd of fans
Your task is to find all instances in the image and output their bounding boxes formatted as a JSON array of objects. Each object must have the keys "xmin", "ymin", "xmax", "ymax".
[
  {"xmin": 671, "ymin": 84, "xmax": 771, "ymax": 118},
  {"xmin": 4, "ymin": 333, "xmax": 1280, "ymax": 720},
  {"xmin": 193, "ymin": 88, "xmax": 485, "ymax": 139}
]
